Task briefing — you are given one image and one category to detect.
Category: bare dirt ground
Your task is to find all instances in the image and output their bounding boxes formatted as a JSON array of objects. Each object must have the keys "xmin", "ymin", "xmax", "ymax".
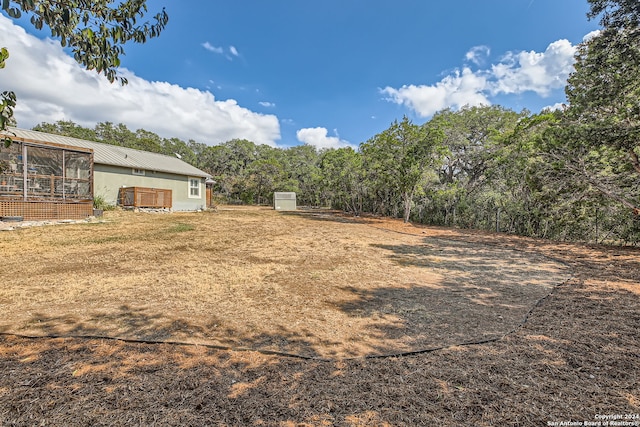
[{"xmin": 0, "ymin": 207, "xmax": 638, "ymax": 426}]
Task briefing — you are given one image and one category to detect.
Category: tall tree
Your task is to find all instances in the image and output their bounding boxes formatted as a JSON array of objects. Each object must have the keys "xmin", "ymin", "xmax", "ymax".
[
  {"xmin": 362, "ymin": 116, "xmax": 443, "ymax": 223},
  {"xmin": 505, "ymin": 108, "xmax": 639, "ymax": 243},
  {"xmin": 425, "ymin": 106, "xmax": 524, "ymax": 227},
  {"xmin": 0, "ymin": 47, "xmax": 15, "ymax": 139},
  {"xmin": 94, "ymin": 121, "xmax": 136, "ymax": 146},
  {"xmin": 245, "ymin": 158, "xmax": 284, "ymax": 205},
  {"xmin": 319, "ymin": 147, "xmax": 365, "ymax": 216},
  {"xmin": 282, "ymin": 144, "xmax": 321, "ymax": 206},
  {"xmin": 161, "ymin": 137, "xmax": 197, "ymax": 165},
  {"xmin": 559, "ymin": 0, "xmax": 640, "ymax": 215},
  {"xmin": 204, "ymin": 139, "xmax": 258, "ymax": 203},
  {"xmin": 587, "ymin": 0, "xmax": 640, "ymax": 29}
]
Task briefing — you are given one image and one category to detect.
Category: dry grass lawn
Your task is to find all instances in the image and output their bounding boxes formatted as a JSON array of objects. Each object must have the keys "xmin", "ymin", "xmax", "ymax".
[
  {"xmin": 0, "ymin": 206, "xmax": 638, "ymax": 426},
  {"xmin": 1, "ymin": 207, "xmax": 568, "ymax": 359}
]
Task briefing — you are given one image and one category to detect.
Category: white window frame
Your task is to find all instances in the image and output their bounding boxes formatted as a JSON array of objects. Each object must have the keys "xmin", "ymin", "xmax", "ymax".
[
  {"xmin": 188, "ymin": 177, "xmax": 201, "ymax": 198},
  {"xmin": 132, "ymin": 168, "xmax": 145, "ymax": 176}
]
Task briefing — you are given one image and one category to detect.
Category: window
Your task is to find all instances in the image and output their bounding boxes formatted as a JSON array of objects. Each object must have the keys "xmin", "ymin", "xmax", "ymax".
[
  {"xmin": 132, "ymin": 168, "xmax": 145, "ymax": 176},
  {"xmin": 189, "ymin": 177, "xmax": 201, "ymax": 198}
]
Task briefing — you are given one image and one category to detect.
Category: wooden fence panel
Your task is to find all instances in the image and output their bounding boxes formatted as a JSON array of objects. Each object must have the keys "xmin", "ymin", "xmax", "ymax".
[{"xmin": 118, "ymin": 187, "xmax": 172, "ymax": 209}]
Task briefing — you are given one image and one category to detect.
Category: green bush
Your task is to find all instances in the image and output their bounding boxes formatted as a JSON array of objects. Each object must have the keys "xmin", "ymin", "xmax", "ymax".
[{"xmin": 93, "ymin": 195, "xmax": 116, "ymax": 211}]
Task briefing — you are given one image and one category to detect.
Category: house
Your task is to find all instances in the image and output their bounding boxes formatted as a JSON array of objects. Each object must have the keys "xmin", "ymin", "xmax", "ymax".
[{"xmin": 0, "ymin": 127, "xmax": 211, "ymax": 220}]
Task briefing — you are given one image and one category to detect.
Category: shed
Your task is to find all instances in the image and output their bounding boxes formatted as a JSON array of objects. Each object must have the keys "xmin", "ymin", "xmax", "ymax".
[{"xmin": 274, "ymin": 192, "xmax": 296, "ymax": 211}]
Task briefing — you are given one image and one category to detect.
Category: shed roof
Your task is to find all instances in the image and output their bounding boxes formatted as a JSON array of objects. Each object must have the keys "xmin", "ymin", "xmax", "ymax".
[{"xmin": 7, "ymin": 128, "xmax": 211, "ymax": 178}]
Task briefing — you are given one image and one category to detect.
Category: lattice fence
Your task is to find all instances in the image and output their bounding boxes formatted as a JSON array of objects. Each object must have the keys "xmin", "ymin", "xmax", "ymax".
[{"xmin": 0, "ymin": 201, "xmax": 93, "ymax": 220}]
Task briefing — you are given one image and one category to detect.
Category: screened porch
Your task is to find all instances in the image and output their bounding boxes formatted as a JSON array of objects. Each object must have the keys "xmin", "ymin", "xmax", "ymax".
[{"xmin": 0, "ymin": 139, "xmax": 94, "ymax": 220}]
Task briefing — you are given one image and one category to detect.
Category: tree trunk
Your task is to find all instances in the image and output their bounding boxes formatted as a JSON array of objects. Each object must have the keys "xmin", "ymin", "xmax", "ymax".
[{"xmin": 403, "ymin": 191, "xmax": 413, "ymax": 223}]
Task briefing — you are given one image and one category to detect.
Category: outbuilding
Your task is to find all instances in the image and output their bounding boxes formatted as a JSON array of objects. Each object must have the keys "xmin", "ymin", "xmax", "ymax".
[{"xmin": 274, "ymin": 192, "xmax": 296, "ymax": 211}]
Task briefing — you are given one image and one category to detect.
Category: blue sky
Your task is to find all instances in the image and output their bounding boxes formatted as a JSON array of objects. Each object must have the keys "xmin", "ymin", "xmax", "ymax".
[{"xmin": 0, "ymin": 1, "xmax": 600, "ymax": 149}]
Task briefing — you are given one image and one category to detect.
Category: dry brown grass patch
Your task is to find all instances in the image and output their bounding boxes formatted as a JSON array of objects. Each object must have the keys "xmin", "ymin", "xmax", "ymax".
[{"xmin": 1, "ymin": 207, "xmax": 570, "ymax": 359}]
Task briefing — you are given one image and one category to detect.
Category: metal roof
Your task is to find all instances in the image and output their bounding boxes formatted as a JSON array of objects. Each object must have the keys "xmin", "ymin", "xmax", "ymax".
[{"xmin": 7, "ymin": 127, "xmax": 211, "ymax": 178}]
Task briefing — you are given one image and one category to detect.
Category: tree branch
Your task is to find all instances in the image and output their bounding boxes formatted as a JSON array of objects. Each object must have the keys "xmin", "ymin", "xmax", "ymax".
[{"xmin": 584, "ymin": 169, "xmax": 640, "ymax": 215}]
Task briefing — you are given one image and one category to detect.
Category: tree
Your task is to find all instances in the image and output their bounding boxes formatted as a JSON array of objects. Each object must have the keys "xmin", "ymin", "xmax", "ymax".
[
  {"xmin": 0, "ymin": 47, "xmax": 15, "ymax": 137},
  {"xmin": 587, "ymin": 0, "xmax": 640, "ymax": 29},
  {"xmin": 319, "ymin": 147, "xmax": 365, "ymax": 216},
  {"xmin": 503, "ymin": 109, "xmax": 640, "ymax": 243},
  {"xmin": 245, "ymin": 158, "xmax": 284, "ymax": 205},
  {"xmin": 203, "ymin": 139, "xmax": 258, "ymax": 203},
  {"xmin": 425, "ymin": 105, "xmax": 524, "ymax": 227},
  {"xmin": 1, "ymin": 0, "xmax": 169, "ymax": 135},
  {"xmin": 133, "ymin": 129, "xmax": 163, "ymax": 153},
  {"xmin": 560, "ymin": 1, "xmax": 640, "ymax": 216},
  {"xmin": 362, "ymin": 116, "xmax": 443, "ymax": 223},
  {"xmin": 33, "ymin": 120, "xmax": 98, "ymax": 141},
  {"xmin": 161, "ymin": 137, "xmax": 197, "ymax": 166}
]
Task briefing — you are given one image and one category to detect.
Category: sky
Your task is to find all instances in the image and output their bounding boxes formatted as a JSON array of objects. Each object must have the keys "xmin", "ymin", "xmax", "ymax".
[{"xmin": 0, "ymin": 1, "xmax": 601, "ymax": 150}]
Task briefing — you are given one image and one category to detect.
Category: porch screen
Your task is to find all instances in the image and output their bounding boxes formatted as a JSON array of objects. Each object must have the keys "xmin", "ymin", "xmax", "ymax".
[{"xmin": 0, "ymin": 141, "xmax": 92, "ymax": 201}]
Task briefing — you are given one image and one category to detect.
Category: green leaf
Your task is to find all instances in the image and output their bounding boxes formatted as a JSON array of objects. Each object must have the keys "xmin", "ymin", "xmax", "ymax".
[
  {"xmin": 7, "ymin": 7, "xmax": 21, "ymax": 18},
  {"xmin": 0, "ymin": 47, "xmax": 8, "ymax": 68}
]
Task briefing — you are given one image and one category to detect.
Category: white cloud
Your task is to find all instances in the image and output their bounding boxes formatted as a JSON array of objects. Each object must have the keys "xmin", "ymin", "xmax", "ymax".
[
  {"xmin": 296, "ymin": 127, "xmax": 355, "ymax": 150},
  {"xmin": 0, "ymin": 16, "xmax": 281, "ymax": 146},
  {"xmin": 583, "ymin": 30, "xmax": 601, "ymax": 42},
  {"xmin": 259, "ymin": 101, "xmax": 275, "ymax": 108},
  {"xmin": 382, "ymin": 38, "xmax": 579, "ymax": 117},
  {"xmin": 229, "ymin": 46, "xmax": 239, "ymax": 57},
  {"xmin": 541, "ymin": 102, "xmax": 565, "ymax": 112},
  {"xmin": 465, "ymin": 45, "xmax": 490, "ymax": 65},
  {"xmin": 202, "ymin": 41, "xmax": 223, "ymax": 54},
  {"xmin": 490, "ymin": 39, "xmax": 576, "ymax": 97},
  {"xmin": 382, "ymin": 68, "xmax": 491, "ymax": 117}
]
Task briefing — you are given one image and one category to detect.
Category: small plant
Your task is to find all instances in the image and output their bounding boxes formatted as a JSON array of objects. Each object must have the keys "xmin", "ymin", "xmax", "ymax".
[
  {"xmin": 93, "ymin": 195, "xmax": 116, "ymax": 211},
  {"xmin": 167, "ymin": 222, "xmax": 195, "ymax": 233}
]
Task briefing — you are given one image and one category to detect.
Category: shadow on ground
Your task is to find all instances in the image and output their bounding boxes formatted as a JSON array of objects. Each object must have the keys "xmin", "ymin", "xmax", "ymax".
[
  {"xmin": 0, "ymin": 305, "xmax": 329, "ymax": 359},
  {"xmin": 330, "ymin": 237, "xmax": 570, "ymax": 356}
]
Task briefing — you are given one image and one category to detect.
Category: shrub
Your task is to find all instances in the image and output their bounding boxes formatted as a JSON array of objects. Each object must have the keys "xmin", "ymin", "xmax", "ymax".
[{"xmin": 93, "ymin": 195, "xmax": 116, "ymax": 211}]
